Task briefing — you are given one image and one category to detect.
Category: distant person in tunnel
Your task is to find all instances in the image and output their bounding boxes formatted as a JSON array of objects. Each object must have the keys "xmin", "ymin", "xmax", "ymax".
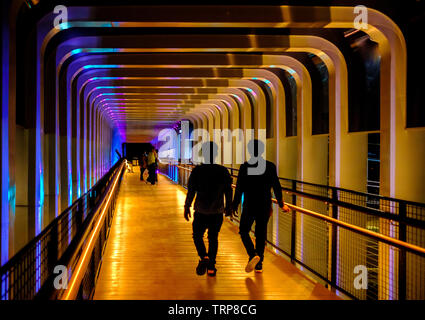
[
  {"xmin": 232, "ymin": 139, "xmax": 290, "ymax": 273},
  {"xmin": 147, "ymin": 146, "xmax": 158, "ymax": 185},
  {"xmin": 184, "ymin": 141, "xmax": 233, "ymax": 277}
]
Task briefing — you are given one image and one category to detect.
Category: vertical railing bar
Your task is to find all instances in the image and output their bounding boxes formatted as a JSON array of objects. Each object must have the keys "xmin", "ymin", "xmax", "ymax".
[{"xmin": 330, "ymin": 188, "xmax": 338, "ymax": 287}]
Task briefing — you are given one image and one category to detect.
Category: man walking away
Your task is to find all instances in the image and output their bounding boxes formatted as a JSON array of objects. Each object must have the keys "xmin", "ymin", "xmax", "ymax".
[
  {"xmin": 184, "ymin": 141, "xmax": 233, "ymax": 277},
  {"xmin": 232, "ymin": 139, "xmax": 290, "ymax": 273}
]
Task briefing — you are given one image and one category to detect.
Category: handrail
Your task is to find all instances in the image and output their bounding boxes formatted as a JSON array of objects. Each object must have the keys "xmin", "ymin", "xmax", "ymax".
[
  {"xmin": 160, "ymin": 161, "xmax": 425, "ymax": 300},
  {"xmin": 172, "ymin": 163, "xmax": 425, "ymax": 228},
  {"xmin": 173, "ymin": 163, "xmax": 425, "ymax": 258},
  {"xmin": 166, "ymin": 160, "xmax": 425, "ymax": 210},
  {"xmin": 279, "ymin": 185, "xmax": 425, "ymax": 229},
  {"xmin": 0, "ymin": 168, "xmax": 108, "ymax": 274},
  {"xmin": 0, "ymin": 158, "xmax": 125, "ymax": 300},
  {"xmin": 272, "ymin": 200, "xmax": 425, "ymax": 258}
]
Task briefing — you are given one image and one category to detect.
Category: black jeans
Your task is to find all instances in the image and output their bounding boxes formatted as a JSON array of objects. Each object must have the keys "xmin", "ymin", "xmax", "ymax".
[
  {"xmin": 147, "ymin": 164, "xmax": 156, "ymax": 184},
  {"xmin": 192, "ymin": 212, "xmax": 223, "ymax": 265},
  {"xmin": 239, "ymin": 207, "xmax": 270, "ymax": 263}
]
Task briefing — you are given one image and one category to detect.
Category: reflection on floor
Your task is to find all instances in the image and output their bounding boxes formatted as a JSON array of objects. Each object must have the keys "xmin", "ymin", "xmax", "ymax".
[{"xmin": 93, "ymin": 167, "xmax": 340, "ymax": 300}]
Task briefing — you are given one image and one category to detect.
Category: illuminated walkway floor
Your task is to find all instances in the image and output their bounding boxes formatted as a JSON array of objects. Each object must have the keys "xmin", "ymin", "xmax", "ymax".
[{"xmin": 93, "ymin": 167, "xmax": 340, "ymax": 300}]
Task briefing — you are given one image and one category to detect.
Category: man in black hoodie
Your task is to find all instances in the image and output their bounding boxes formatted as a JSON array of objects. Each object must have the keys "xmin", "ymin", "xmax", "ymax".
[
  {"xmin": 184, "ymin": 141, "xmax": 233, "ymax": 276},
  {"xmin": 233, "ymin": 139, "xmax": 290, "ymax": 273}
]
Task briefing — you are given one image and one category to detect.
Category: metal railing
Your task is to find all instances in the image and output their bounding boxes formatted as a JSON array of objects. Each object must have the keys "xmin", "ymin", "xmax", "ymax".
[
  {"xmin": 0, "ymin": 159, "xmax": 125, "ymax": 300},
  {"xmin": 158, "ymin": 161, "xmax": 425, "ymax": 300}
]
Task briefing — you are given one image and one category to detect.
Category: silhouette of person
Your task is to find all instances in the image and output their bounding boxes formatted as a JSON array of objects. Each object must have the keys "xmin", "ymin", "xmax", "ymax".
[
  {"xmin": 232, "ymin": 139, "xmax": 290, "ymax": 273},
  {"xmin": 147, "ymin": 146, "xmax": 158, "ymax": 185},
  {"xmin": 184, "ymin": 141, "xmax": 233, "ymax": 276}
]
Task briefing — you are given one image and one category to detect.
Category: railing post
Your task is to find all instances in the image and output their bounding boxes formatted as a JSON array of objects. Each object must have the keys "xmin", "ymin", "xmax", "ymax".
[
  {"xmin": 330, "ymin": 188, "xmax": 338, "ymax": 288},
  {"xmin": 398, "ymin": 201, "xmax": 407, "ymax": 300},
  {"xmin": 290, "ymin": 180, "xmax": 297, "ymax": 263}
]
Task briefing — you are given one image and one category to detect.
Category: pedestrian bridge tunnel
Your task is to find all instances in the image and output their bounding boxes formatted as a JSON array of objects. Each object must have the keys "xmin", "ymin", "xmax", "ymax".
[{"xmin": 1, "ymin": 2, "xmax": 425, "ymax": 300}]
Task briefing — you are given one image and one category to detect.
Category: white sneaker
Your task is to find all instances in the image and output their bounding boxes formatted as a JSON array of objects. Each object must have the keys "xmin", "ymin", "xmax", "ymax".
[{"xmin": 245, "ymin": 255, "xmax": 261, "ymax": 273}]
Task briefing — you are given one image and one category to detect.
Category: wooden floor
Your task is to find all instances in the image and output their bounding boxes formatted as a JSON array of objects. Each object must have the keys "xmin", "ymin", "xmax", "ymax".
[{"xmin": 93, "ymin": 167, "xmax": 340, "ymax": 300}]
